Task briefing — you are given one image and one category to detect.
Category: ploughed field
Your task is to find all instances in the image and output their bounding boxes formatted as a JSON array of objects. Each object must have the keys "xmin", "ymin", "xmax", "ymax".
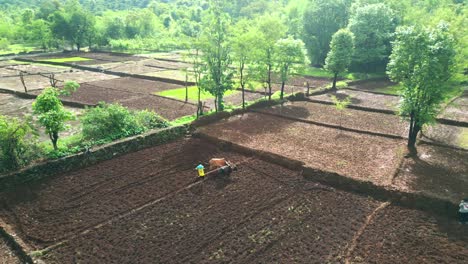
[
  {"xmin": 0, "ymin": 138, "xmax": 466, "ymax": 263},
  {"xmin": 198, "ymin": 111, "xmax": 406, "ymax": 186},
  {"xmin": 198, "ymin": 101, "xmax": 467, "ymax": 203},
  {"xmin": 0, "ymin": 235, "xmax": 21, "ymax": 264}
]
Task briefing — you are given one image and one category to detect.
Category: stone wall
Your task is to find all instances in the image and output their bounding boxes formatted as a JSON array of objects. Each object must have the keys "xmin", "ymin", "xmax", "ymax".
[{"xmin": 0, "ymin": 126, "xmax": 187, "ymax": 191}]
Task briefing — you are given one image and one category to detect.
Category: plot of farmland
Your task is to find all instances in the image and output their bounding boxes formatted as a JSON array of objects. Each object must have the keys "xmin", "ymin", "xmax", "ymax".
[
  {"xmin": 350, "ymin": 205, "xmax": 468, "ymax": 263},
  {"xmin": 0, "ymin": 93, "xmax": 82, "ymax": 141},
  {"xmin": 392, "ymin": 143, "xmax": 468, "ymax": 203},
  {"xmin": 30, "ymin": 52, "xmax": 144, "ymax": 65},
  {"xmin": 198, "ymin": 112, "xmax": 405, "ymax": 185},
  {"xmin": 271, "ymin": 74, "xmax": 330, "ymax": 88},
  {"xmin": 30, "ymin": 83, "xmax": 198, "ymax": 120},
  {"xmin": 0, "ymin": 69, "xmax": 117, "ymax": 92},
  {"xmin": 257, "ymin": 101, "xmax": 408, "ymax": 137},
  {"xmin": 145, "ymin": 69, "xmax": 196, "ymax": 82},
  {"xmin": 440, "ymin": 94, "xmax": 468, "ymax": 123},
  {"xmin": 0, "ymin": 236, "xmax": 20, "ymax": 264},
  {"xmin": 86, "ymin": 77, "xmax": 183, "ymax": 94},
  {"xmin": 311, "ymin": 89, "xmax": 400, "ymax": 112},
  {"xmin": 0, "ymin": 138, "xmax": 465, "ymax": 263}
]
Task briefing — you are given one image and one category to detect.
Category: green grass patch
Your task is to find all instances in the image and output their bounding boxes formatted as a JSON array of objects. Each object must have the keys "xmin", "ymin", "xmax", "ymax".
[
  {"xmin": 345, "ymin": 72, "xmax": 387, "ymax": 81},
  {"xmin": 373, "ymin": 84, "xmax": 402, "ymax": 95},
  {"xmin": 39, "ymin": 133, "xmax": 85, "ymax": 159},
  {"xmin": 0, "ymin": 44, "xmax": 40, "ymax": 55},
  {"xmin": 42, "ymin": 57, "xmax": 93, "ymax": 63},
  {"xmin": 300, "ymin": 67, "xmax": 336, "ymax": 78},
  {"xmin": 459, "ymin": 128, "xmax": 468, "ymax": 149},
  {"xmin": 157, "ymin": 86, "xmax": 238, "ymax": 101},
  {"xmin": 170, "ymin": 115, "xmax": 197, "ymax": 126},
  {"xmin": 325, "ymin": 81, "xmax": 348, "ymax": 89}
]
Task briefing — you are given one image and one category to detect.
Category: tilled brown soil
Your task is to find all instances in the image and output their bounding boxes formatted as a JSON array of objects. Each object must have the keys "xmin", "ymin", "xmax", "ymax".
[
  {"xmin": 424, "ymin": 124, "xmax": 467, "ymax": 149},
  {"xmin": 198, "ymin": 112, "xmax": 405, "ymax": 185},
  {"xmin": 5, "ymin": 64, "xmax": 70, "ymax": 75},
  {"xmin": 118, "ymin": 95, "xmax": 198, "ymax": 120},
  {"xmin": 392, "ymin": 144, "xmax": 468, "ymax": 203},
  {"xmin": 0, "ymin": 69, "xmax": 117, "ymax": 92},
  {"xmin": 0, "ymin": 236, "xmax": 20, "ymax": 264},
  {"xmin": 440, "ymin": 96, "xmax": 468, "ymax": 123},
  {"xmin": 0, "ymin": 139, "xmax": 227, "ymax": 248},
  {"xmin": 42, "ymin": 162, "xmax": 380, "ymax": 264},
  {"xmin": 348, "ymin": 79, "xmax": 397, "ymax": 92},
  {"xmin": 93, "ymin": 60, "xmax": 173, "ymax": 74},
  {"xmin": 0, "ymin": 138, "xmax": 465, "ymax": 263},
  {"xmin": 350, "ymin": 205, "xmax": 468, "ymax": 263},
  {"xmin": 85, "ymin": 77, "xmax": 182, "ymax": 94},
  {"xmin": 312, "ymin": 89, "xmax": 400, "ymax": 112},
  {"xmin": 0, "ymin": 93, "xmax": 82, "ymax": 141},
  {"xmin": 30, "ymin": 83, "xmax": 198, "ymax": 120},
  {"xmin": 0, "ymin": 75, "xmax": 51, "ymax": 92},
  {"xmin": 201, "ymin": 90, "xmax": 265, "ymax": 109},
  {"xmin": 258, "ymin": 101, "xmax": 408, "ymax": 137},
  {"xmin": 271, "ymin": 74, "xmax": 330, "ymax": 88},
  {"xmin": 31, "ymin": 52, "xmax": 144, "ymax": 65}
]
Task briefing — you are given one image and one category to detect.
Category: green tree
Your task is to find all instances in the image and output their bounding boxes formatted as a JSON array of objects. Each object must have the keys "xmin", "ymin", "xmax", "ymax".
[
  {"xmin": 274, "ymin": 37, "xmax": 309, "ymax": 100},
  {"xmin": 255, "ymin": 14, "xmax": 286, "ymax": 100},
  {"xmin": 387, "ymin": 22, "xmax": 456, "ymax": 153},
  {"xmin": 69, "ymin": 9, "xmax": 96, "ymax": 51},
  {"xmin": 200, "ymin": 0, "xmax": 234, "ymax": 112},
  {"xmin": 302, "ymin": 0, "xmax": 351, "ymax": 65},
  {"xmin": 0, "ymin": 115, "xmax": 38, "ymax": 172},
  {"xmin": 325, "ymin": 29, "xmax": 355, "ymax": 90},
  {"xmin": 347, "ymin": 3, "xmax": 397, "ymax": 72},
  {"xmin": 32, "ymin": 87, "xmax": 74, "ymax": 150},
  {"xmin": 230, "ymin": 19, "xmax": 258, "ymax": 109}
]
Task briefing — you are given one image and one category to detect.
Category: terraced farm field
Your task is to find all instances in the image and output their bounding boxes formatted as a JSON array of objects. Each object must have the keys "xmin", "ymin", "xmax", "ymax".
[{"xmin": 1, "ymin": 138, "xmax": 465, "ymax": 263}]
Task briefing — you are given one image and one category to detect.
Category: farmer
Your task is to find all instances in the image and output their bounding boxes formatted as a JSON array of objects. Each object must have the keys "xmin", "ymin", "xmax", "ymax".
[
  {"xmin": 196, "ymin": 164, "xmax": 205, "ymax": 178},
  {"xmin": 459, "ymin": 198, "xmax": 468, "ymax": 224}
]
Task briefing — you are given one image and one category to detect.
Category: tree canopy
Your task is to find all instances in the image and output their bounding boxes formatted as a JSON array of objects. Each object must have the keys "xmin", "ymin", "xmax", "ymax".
[
  {"xmin": 387, "ymin": 22, "xmax": 456, "ymax": 152},
  {"xmin": 325, "ymin": 29, "xmax": 355, "ymax": 90}
]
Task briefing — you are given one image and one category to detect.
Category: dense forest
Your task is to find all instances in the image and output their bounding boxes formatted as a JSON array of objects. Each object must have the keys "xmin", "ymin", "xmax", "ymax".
[{"xmin": 0, "ymin": 0, "xmax": 466, "ymax": 74}]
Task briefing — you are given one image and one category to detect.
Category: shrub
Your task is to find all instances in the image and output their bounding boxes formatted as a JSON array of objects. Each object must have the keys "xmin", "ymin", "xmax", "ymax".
[
  {"xmin": 0, "ymin": 115, "xmax": 40, "ymax": 172},
  {"xmin": 81, "ymin": 103, "xmax": 169, "ymax": 142}
]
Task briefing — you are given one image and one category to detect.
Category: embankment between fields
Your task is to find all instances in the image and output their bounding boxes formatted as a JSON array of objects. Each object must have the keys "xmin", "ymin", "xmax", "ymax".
[
  {"xmin": 308, "ymin": 94, "xmax": 468, "ymax": 127},
  {"xmin": 193, "ymin": 132, "xmax": 459, "ymax": 219},
  {"xmin": 0, "ymin": 125, "xmax": 187, "ymax": 191}
]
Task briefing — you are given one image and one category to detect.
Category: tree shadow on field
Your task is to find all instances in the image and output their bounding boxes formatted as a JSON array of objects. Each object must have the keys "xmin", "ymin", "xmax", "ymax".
[
  {"xmin": 268, "ymin": 104, "xmax": 311, "ymax": 120},
  {"xmin": 403, "ymin": 146, "xmax": 468, "ymax": 204},
  {"xmin": 325, "ymin": 92, "xmax": 362, "ymax": 105}
]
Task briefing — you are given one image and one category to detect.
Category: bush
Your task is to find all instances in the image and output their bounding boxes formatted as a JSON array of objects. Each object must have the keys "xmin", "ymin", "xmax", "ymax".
[
  {"xmin": 0, "ymin": 115, "xmax": 40, "ymax": 172},
  {"xmin": 81, "ymin": 103, "xmax": 169, "ymax": 142}
]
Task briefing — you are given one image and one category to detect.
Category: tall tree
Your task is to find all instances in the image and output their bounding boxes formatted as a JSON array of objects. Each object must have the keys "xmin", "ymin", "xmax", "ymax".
[
  {"xmin": 230, "ymin": 19, "xmax": 258, "ymax": 109},
  {"xmin": 255, "ymin": 14, "xmax": 286, "ymax": 100},
  {"xmin": 274, "ymin": 37, "xmax": 308, "ymax": 100},
  {"xmin": 200, "ymin": 0, "xmax": 234, "ymax": 112},
  {"xmin": 347, "ymin": 3, "xmax": 397, "ymax": 72},
  {"xmin": 69, "ymin": 9, "xmax": 96, "ymax": 51},
  {"xmin": 325, "ymin": 29, "xmax": 355, "ymax": 91},
  {"xmin": 302, "ymin": 0, "xmax": 351, "ymax": 65},
  {"xmin": 387, "ymin": 22, "xmax": 456, "ymax": 153}
]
